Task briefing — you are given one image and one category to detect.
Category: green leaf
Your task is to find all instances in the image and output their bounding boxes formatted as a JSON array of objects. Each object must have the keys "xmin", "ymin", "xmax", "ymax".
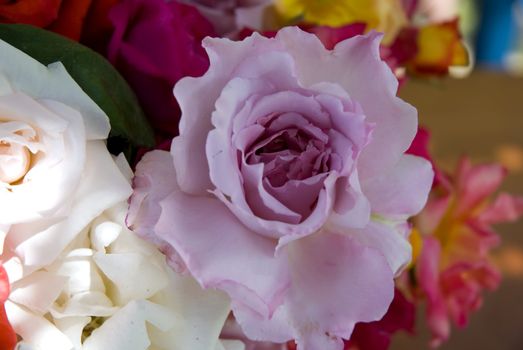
[{"xmin": 0, "ymin": 24, "xmax": 155, "ymax": 149}]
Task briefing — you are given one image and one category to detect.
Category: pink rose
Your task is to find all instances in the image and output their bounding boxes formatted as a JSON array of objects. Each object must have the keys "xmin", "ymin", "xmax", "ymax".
[
  {"xmin": 108, "ymin": 0, "xmax": 215, "ymax": 138},
  {"xmin": 128, "ymin": 27, "xmax": 433, "ymax": 349}
]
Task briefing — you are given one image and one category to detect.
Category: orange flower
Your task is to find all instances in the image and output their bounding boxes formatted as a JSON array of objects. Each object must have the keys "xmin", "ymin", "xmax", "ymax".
[
  {"xmin": 48, "ymin": 0, "xmax": 92, "ymax": 40},
  {"xmin": 0, "ymin": 0, "xmax": 61, "ymax": 27},
  {"xmin": 407, "ymin": 19, "xmax": 469, "ymax": 75},
  {"xmin": 0, "ymin": 0, "xmax": 119, "ymax": 42}
]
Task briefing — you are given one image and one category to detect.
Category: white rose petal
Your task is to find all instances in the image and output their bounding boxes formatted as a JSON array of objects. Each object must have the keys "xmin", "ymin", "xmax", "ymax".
[
  {"xmin": 91, "ymin": 221, "xmax": 121, "ymax": 252},
  {"xmin": 9, "ymin": 271, "xmax": 67, "ymax": 314},
  {"xmin": 50, "ymin": 292, "xmax": 117, "ymax": 318},
  {"xmin": 53, "ymin": 316, "xmax": 91, "ymax": 350},
  {"xmin": 5, "ymin": 300, "xmax": 74, "ymax": 350},
  {"xmin": 83, "ymin": 300, "xmax": 175, "ymax": 350},
  {"xmin": 0, "ymin": 40, "xmax": 109, "ymax": 140},
  {"xmin": 10, "ymin": 141, "xmax": 132, "ymax": 270},
  {"xmin": 217, "ymin": 339, "xmax": 246, "ymax": 350},
  {"xmin": 94, "ymin": 252, "xmax": 168, "ymax": 304}
]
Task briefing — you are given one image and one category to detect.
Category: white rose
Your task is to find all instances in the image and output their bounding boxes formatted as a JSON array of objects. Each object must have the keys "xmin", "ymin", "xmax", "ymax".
[
  {"xmin": 0, "ymin": 39, "xmax": 130, "ymax": 275},
  {"xmin": 6, "ymin": 154, "xmax": 236, "ymax": 350}
]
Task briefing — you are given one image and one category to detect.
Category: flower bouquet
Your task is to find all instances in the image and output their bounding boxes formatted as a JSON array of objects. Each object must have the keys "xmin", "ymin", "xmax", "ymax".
[{"xmin": 0, "ymin": 1, "xmax": 521, "ymax": 349}]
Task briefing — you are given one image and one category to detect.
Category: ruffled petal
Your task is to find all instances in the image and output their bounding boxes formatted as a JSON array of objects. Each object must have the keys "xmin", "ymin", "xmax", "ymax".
[
  {"xmin": 455, "ymin": 159, "xmax": 507, "ymax": 216},
  {"xmin": 478, "ymin": 193, "xmax": 523, "ymax": 224},
  {"xmin": 417, "ymin": 237, "xmax": 450, "ymax": 347}
]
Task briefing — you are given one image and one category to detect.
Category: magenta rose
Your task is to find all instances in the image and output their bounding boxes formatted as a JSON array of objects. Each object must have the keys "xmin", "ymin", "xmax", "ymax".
[
  {"xmin": 108, "ymin": 0, "xmax": 215, "ymax": 138},
  {"xmin": 128, "ymin": 27, "xmax": 433, "ymax": 349}
]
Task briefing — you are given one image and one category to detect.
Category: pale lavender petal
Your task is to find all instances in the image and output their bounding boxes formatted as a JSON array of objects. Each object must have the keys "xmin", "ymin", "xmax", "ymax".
[
  {"xmin": 127, "ymin": 150, "xmax": 178, "ymax": 242},
  {"xmin": 285, "ymin": 231, "xmax": 394, "ymax": 346},
  {"xmin": 344, "ymin": 221, "xmax": 412, "ymax": 275},
  {"xmin": 232, "ymin": 302, "xmax": 294, "ymax": 343},
  {"xmin": 154, "ymin": 191, "xmax": 290, "ymax": 318},
  {"xmin": 127, "ymin": 150, "xmax": 187, "ymax": 272},
  {"xmin": 329, "ymin": 172, "xmax": 371, "ymax": 230},
  {"xmin": 265, "ymin": 174, "xmax": 327, "ymax": 219},
  {"xmin": 241, "ymin": 161, "xmax": 302, "ymax": 223},
  {"xmin": 245, "ymin": 91, "xmax": 330, "ymax": 131},
  {"xmin": 362, "ymin": 154, "xmax": 434, "ymax": 218}
]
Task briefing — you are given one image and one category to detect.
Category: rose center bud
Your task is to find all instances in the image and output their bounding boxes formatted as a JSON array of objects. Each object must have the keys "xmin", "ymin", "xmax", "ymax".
[
  {"xmin": 248, "ymin": 128, "xmax": 333, "ymax": 188},
  {"xmin": 240, "ymin": 110, "xmax": 343, "ymax": 222},
  {"xmin": 0, "ymin": 141, "xmax": 31, "ymax": 184},
  {"xmin": 0, "ymin": 121, "xmax": 38, "ymax": 185}
]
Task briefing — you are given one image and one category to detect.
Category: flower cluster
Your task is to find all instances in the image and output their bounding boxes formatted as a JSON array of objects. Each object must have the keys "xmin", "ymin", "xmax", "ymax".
[{"xmin": 0, "ymin": 1, "xmax": 520, "ymax": 350}]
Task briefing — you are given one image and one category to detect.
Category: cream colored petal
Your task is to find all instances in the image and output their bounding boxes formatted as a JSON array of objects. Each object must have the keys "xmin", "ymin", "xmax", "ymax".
[
  {"xmin": 2, "ymin": 255, "xmax": 24, "ymax": 283},
  {"xmin": 217, "ymin": 340, "xmax": 246, "ymax": 350},
  {"xmin": 50, "ymin": 291, "xmax": 117, "ymax": 318},
  {"xmin": 47, "ymin": 250, "xmax": 106, "ymax": 295},
  {"xmin": 149, "ymin": 271, "xmax": 231, "ymax": 350},
  {"xmin": 5, "ymin": 300, "xmax": 74, "ymax": 350},
  {"xmin": 91, "ymin": 221, "xmax": 122, "ymax": 253},
  {"xmin": 114, "ymin": 153, "xmax": 134, "ymax": 182},
  {"xmin": 82, "ymin": 300, "xmax": 176, "ymax": 350},
  {"xmin": 53, "ymin": 316, "xmax": 91, "ymax": 349},
  {"xmin": 9, "ymin": 271, "xmax": 67, "ymax": 314},
  {"xmin": 94, "ymin": 252, "xmax": 168, "ymax": 305}
]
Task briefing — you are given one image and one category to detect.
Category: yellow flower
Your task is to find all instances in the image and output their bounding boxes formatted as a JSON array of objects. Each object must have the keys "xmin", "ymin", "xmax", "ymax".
[
  {"xmin": 408, "ymin": 20, "xmax": 469, "ymax": 75},
  {"xmin": 274, "ymin": 0, "xmax": 407, "ymax": 44}
]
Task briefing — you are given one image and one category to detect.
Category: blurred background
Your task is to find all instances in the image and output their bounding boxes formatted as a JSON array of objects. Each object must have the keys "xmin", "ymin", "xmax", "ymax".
[{"xmin": 390, "ymin": 1, "xmax": 523, "ymax": 348}]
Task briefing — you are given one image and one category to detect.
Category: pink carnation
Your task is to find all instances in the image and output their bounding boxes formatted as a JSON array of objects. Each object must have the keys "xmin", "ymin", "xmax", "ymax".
[
  {"xmin": 416, "ymin": 158, "xmax": 523, "ymax": 347},
  {"xmin": 128, "ymin": 27, "xmax": 433, "ymax": 349}
]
